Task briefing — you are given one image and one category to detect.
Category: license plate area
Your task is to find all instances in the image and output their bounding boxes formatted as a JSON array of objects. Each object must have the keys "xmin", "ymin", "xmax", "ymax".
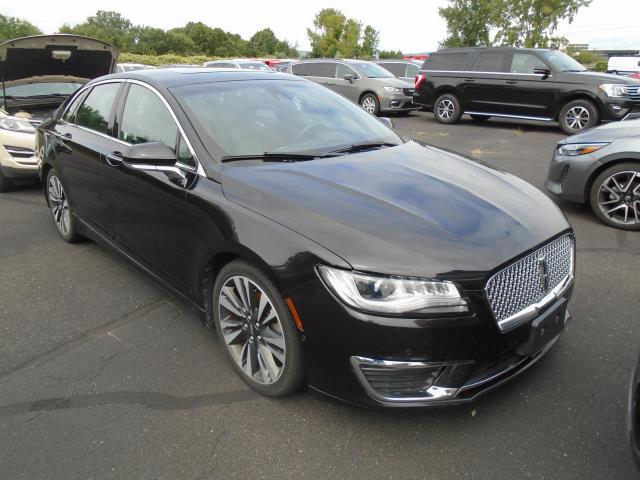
[{"xmin": 516, "ymin": 298, "xmax": 568, "ymax": 357}]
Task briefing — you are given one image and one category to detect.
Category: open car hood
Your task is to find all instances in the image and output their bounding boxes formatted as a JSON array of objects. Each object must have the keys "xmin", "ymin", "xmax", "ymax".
[{"xmin": 0, "ymin": 35, "xmax": 118, "ymax": 85}]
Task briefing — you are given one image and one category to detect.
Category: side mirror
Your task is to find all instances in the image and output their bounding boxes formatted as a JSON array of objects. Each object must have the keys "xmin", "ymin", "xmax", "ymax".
[
  {"xmin": 343, "ymin": 74, "xmax": 354, "ymax": 82},
  {"xmin": 122, "ymin": 142, "xmax": 177, "ymax": 167},
  {"xmin": 534, "ymin": 67, "xmax": 552, "ymax": 76},
  {"xmin": 378, "ymin": 117, "xmax": 394, "ymax": 129}
]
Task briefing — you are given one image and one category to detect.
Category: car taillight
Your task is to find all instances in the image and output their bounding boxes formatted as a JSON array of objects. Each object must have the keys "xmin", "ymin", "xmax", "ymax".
[{"xmin": 415, "ymin": 73, "xmax": 426, "ymax": 91}]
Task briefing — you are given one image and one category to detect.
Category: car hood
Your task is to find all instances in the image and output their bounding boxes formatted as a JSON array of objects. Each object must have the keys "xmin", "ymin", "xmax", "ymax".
[
  {"xmin": 560, "ymin": 118, "xmax": 640, "ymax": 143},
  {"xmin": 221, "ymin": 142, "xmax": 570, "ymax": 282},
  {"xmin": 563, "ymin": 70, "xmax": 640, "ymax": 85},
  {"xmin": 0, "ymin": 35, "xmax": 118, "ymax": 85}
]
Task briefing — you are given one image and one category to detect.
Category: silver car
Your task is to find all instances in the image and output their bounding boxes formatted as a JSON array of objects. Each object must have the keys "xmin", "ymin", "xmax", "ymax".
[
  {"xmin": 286, "ymin": 59, "xmax": 418, "ymax": 116},
  {"xmin": 374, "ymin": 60, "xmax": 422, "ymax": 83}
]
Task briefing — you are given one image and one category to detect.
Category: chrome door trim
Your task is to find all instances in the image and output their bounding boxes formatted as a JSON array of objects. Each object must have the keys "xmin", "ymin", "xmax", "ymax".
[
  {"xmin": 464, "ymin": 110, "xmax": 554, "ymax": 122},
  {"xmin": 421, "ymin": 70, "xmax": 553, "ymax": 78}
]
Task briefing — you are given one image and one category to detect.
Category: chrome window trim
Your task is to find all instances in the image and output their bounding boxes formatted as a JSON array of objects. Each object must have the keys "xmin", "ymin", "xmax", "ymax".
[{"xmin": 421, "ymin": 69, "xmax": 553, "ymax": 77}]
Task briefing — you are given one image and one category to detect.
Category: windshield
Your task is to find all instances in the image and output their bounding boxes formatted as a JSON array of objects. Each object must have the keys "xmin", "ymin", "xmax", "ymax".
[
  {"xmin": 173, "ymin": 79, "xmax": 401, "ymax": 158},
  {"xmin": 239, "ymin": 62, "xmax": 272, "ymax": 71},
  {"xmin": 354, "ymin": 62, "xmax": 395, "ymax": 79},
  {"xmin": 541, "ymin": 51, "xmax": 586, "ymax": 72},
  {"xmin": 5, "ymin": 82, "xmax": 83, "ymax": 98}
]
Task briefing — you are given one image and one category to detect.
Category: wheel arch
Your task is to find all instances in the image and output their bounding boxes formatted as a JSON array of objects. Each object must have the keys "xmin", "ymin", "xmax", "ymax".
[
  {"xmin": 555, "ymin": 92, "xmax": 601, "ymax": 121},
  {"xmin": 358, "ymin": 90, "xmax": 379, "ymax": 104},
  {"xmin": 584, "ymin": 154, "xmax": 640, "ymax": 202}
]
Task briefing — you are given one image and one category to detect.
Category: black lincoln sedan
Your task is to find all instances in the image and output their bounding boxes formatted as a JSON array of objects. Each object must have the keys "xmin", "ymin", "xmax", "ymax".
[{"xmin": 37, "ymin": 69, "xmax": 575, "ymax": 407}]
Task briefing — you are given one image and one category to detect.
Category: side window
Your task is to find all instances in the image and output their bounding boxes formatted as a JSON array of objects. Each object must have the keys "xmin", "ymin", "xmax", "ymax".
[
  {"xmin": 119, "ymin": 84, "xmax": 178, "ymax": 149},
  {"xmin": 405, "ymin": 64, "xmax": 420, "ymax": 78},
  {"xmin": 510, "ymin": 53, "xmax": 545, "ymax": 74},
  {"xmin": 424, "ymin": 53, "xmax": 472, "ymax": 71},
  {"xmin": 381, "ymin": 63, "xmax": 404, "ymax": 76},
  {"xmin": 62, "ymin": 90, "xmax": 88, "ymax": 122},
  {"xmin": 307, "ymin": 63, "xmax": 337, "ymax": 78},
  {"xmin": 291, "ymin": 63, "xmax": 310, "ymax": 76},
  {"xmin": 336, "ymin": 63, "xmax": 356, "ymax": 79},
  {"xmin": 471, "ymin": 53, "xmax": 507, "ymax": 72},
  {"xmin": 177, "ymin": 135, "xmax": 196, "ymax": 168},
  {"xmin": 75, "ymin": 83, "xmax": 120, "ymax": 135}
]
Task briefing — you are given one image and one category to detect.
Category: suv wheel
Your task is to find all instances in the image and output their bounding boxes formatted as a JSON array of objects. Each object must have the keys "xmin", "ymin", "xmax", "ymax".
[
  {"xmin": 589, "ymin": 163, "xmax": 640, "ymax": 230},
  {"xmin": 212, "ymin": 260, "xmax": 305, "ymax": 396},
  {"xmin": 559, "ymin": 99, "xmax": 598, "ymax": 134},
  {"xmin": 434, "ymin": 94, "xmax": 462, "ymax": 124},
  {"xmin": 360, "ymin": 93, "xmax": 380, "ymax": 116}
]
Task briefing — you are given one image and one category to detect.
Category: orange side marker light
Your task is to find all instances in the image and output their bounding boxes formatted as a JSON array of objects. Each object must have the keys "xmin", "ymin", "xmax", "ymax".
[{"xmin": 285, "ymin": 297, "xmax": 304, "ymax": 332}]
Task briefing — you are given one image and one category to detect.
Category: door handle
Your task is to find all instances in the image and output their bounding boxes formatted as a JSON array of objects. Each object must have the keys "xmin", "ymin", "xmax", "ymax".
[
  {"xmin": 105, "ymin": 152, "xmax": 124, "ymax": 167},
  {"xmin": 506, "ymin": 80, "xmax": 518, "ymax": 85}
]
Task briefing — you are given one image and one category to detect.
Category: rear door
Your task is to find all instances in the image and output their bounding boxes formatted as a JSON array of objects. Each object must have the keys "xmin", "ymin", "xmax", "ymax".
[
  {"xmin": 461, "ymin": 51, "xmax": 510, "ymax": 114},
  {"xmin": 51, "ymin": 81, "xmax": 123, "ymax": 227},
  {"xmin": 333, "ymin": 63, "xmax": 361, "ymax": 102},
  {"xmin": 305, "ymin": 62, "xmax": 339, "ymax": 92},
  {"xmin": 502, "ymin": 52, "xmax": 557, "ymax": 119}
]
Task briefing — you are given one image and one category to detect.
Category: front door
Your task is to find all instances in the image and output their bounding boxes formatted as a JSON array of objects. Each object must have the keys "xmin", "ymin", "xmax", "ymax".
[
  {"xmin": 460, "ymin": 51, "xmax": 510, "ymax": 114},
  {"xmin": 502, "ymin": 52, "xmax": 557, "ymax": 119}
]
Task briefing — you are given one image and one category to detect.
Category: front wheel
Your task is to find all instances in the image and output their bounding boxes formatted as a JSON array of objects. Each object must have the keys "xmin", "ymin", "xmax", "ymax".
[
  {"xmin": 433, "ymin": 93, "xmax": 462, "ymax": 124},
  {"xmin": 360, "ymin": 93, "xmax": 380, "ymax": 116},
  {"xmin": 213, "ymin": 260, "xmax": 305, "ymax": 396},
  {"xmin": 46, "ymin": 169, "xmax": 80, "ymax": 242},
  {"xmin": 589, "ymin": 163, "xmax": 640, "ymax": 230},
  {"xmin": 559, "ymin": 99, "xmax": 598, "ymax": 134}
]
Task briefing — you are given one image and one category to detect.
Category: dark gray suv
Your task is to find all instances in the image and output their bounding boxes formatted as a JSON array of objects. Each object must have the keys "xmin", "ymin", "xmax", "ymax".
[{"xmin": 286, "ymin": 59, "xmax": 418, "ymax": 116}]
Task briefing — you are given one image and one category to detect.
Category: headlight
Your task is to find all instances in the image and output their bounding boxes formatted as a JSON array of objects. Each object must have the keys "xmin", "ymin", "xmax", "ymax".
[
  {"xmin": 558, "ymin": 142, "xmax": 609, "ymax": 156},
  {"xmin": 599, "ymin": 84, "xmax": 628, "ymax": 97},
  {"xmin": 317, "ymin": 266, "xmax": 468, "ymax": 315},
  {"xmin": 0, "ymin": 117, "xmax": 35, "ymax": 133},
  {"xmin": 383, "ymin": 86, "xmax": 402, "ymax": 93}
]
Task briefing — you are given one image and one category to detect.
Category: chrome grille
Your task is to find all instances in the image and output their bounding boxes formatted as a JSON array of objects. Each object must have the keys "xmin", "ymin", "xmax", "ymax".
[
  {"xmin": 486, "ymin": 235, "xmax": 574, "ymax": 331},
  {"xmin": 628, "ymin": 85, "xmax": 640, "ymax": 102}
]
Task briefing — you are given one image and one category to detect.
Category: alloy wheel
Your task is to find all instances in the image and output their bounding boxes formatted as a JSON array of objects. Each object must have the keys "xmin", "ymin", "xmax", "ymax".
[
  {"xmin": 597, "ymin": 170, "xmax": 640, "ymax": 225},
  {"xmin": 565, "ymin": 106, "xmax": 590, "ymax": 131},
  {"xmin": 361, "ymin": 96, "xmax": 377, "ymax": 114},
  {"xmin": 217, "ymin": 275, "xmax": 286, "ymax": 385},
  {"xmin": 48, "ymin": 175, "xmax": 70, "ymax": 236},
  {"xmin": 437, "ymin": 99, "xmax": 455, "ymax": 120}
]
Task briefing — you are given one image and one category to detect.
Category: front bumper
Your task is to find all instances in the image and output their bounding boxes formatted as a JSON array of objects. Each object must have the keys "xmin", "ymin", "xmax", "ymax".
[
  {"xmin": 599, "ymin": 97, "xmax": 640, "ymax": 122},
  {"xmin": 0, "ymin": 132, "xmax": 39, "ymax": 179},
  {"xmin": 545, "ymin": 148, "xmax": 599, "ymax": 204},
  {"xmin": 290, "ymin": 276, "xmax": 573, "ymax": 408},
  {"xmin": 379, "ymin": 91, "xmax": 420, "ymax": 113}
]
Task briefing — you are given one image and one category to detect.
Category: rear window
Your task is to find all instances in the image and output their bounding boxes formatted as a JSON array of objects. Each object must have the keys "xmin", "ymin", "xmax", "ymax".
[
  {"xmin": 470, "ymin": 52, "xmax": 507, "ymax": 72},
  {"xmin": 291, "ymin": 63, "xmax": 310, "ymax": 76},
  {"xmin": 307, "ymin": 63, "xmax": 337, "ymax": 78},
  {"xmin": 379, "ymin": 63, "xmax": 405, "ymax": 77},
  {"xmin": 422, "ymin": 53, "xmax": 472, "ymax": 71}
]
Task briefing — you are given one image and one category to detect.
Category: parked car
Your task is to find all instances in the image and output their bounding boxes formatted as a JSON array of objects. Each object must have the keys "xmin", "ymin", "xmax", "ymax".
[
  {"xmin": 630, "ymin": 72, "xmax": 640, "ymax": 80},
  {"xmin": 608, "ymin": 56, "xmax": 640, "ymax": 76},
  {"xmin": 0, "ymin": 34, "xmax": 117, "ymax": 192},
  {"xmin": 546, "ymin": 117, "xmax": 640, "ymax": 229},
  {"xmin": 286, "ymin": 59, "xmax": 418, "ymax": 116},
  {"xmin": 413, "ymin": 47, "xmax": 640, "ymax": 134},
  {"xmin": 116, "ymin": 63, "xmax": 154, "ymax": 73},
  {"xmin": 374, "ymin": 60, "xmax": 421, "ymax": 83},
  {"xmin": 157, "ymin": 64, "xmax": 199, "ymax": 68},
  {"xmin": 38, "ymin": 68, "xmax": 575, "ymax": 407},
  {"xmin": 203, "ymin": 59, "xmax": 273, "ymax": 71}
]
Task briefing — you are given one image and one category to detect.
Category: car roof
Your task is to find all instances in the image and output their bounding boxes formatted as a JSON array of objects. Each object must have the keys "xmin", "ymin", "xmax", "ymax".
[
  {"xmin": 433, "ymin": 47, "xmax": 552, "ymax": 54},
  {"xmin": 93, "ymin": 68, "xmax": 300, "ymax": 89}
]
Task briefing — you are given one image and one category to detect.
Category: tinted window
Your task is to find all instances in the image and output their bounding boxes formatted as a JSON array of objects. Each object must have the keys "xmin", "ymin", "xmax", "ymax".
[
  {"xmin": 379, "ymin": 63, "xmax": 405, "ymax": 76},
  {"xmin": 291, "ymin": 63, "xmax": 310, "ymax": 76},
  {"xmin": 510, "ymin": 53, "xmax": 544, "ymax": 74},
  {"xmin": 471, "ymin": 52, "xmax": 507, "ymax": 72},
  {"xmin": 75, "ymin": 83, "xmax": 120, "ymax": 135},
  {"xmin": 63, "ymin": 90, "xmax": 88, "ymax": 122},
  {"xmin": 177, "ymin": 135, "xmax": 196, "ymax": 167},
  {"xmin": 541, "ymin": 51, "xmax": 586, "ymax": 72},
  {"xmin": 336, "ymin": 63, "xmax": 356, "ymax": 79},
  {"xmin": 119, "ymin": 84, "xmax": 178, "ymax": 149},
  {"xmin": 307, "ymin": 63, "xmax": 337, "ymax": 78},
  {"xmin": 6, "ymin": 82, "xmax": 82, "ymax": 98},
  {"xmin": 405, "ymin": 64, "xmax": 420, "ymax": 77},
  {"xmin": 423, "ymin": 53, "xmax": 472, "ymax": 71}
]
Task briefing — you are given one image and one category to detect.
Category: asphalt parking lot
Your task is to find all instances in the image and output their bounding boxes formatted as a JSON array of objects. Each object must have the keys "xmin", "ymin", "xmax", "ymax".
[{"xmin": 1, "ymin": 111, "xmax": 639, "ymax": 480}]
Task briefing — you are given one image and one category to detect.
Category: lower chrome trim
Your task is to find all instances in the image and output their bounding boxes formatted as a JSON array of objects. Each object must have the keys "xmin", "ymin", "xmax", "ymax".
[{"xmin": 464, "ymin": 111, "xmax": 554, "ymax": 122}]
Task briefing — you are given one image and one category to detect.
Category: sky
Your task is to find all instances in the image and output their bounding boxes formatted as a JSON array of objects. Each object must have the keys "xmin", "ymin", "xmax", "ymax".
[{"xmin": 4, "ymin": 0, "xmax": 639, "ymax": 53}]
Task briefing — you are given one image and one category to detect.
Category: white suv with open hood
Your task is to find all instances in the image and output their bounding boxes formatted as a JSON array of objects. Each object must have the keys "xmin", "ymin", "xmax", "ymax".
[{"xmin": 0, "ymin": 35, "xmax": 118, "ymax": 191}]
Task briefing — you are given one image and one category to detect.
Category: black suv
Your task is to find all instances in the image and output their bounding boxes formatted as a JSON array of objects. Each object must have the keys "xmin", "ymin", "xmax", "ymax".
[{"xmin": 413, "ymin": 47, "xmax": 640, "ymax": 134}]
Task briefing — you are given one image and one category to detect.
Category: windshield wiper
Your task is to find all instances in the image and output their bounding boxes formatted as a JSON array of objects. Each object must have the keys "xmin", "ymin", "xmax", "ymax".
[
  {"xmin": 221, "ymin": 152, "xmax": 336, "ymax": 163},
  {"xmin": 330, "ymin": 142, "xmax": 399, "ymax": 154}
]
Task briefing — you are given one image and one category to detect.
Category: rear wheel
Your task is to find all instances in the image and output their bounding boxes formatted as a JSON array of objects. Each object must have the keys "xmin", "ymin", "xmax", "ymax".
[
  {"xmin": 0, "ymin": 170, "xmax": 14, "ymax": 193},
  {"xmin": 212, "ymin": 260, "xmax": 305, "ymax": 396},
  {"xmin": 559, "ymin": 99, "xmax": 598, "ymax": 134},
  {"xmin": 433, "ymin": 93, "xmax": 462, "ymax": 124},
  {"xmin": 360, "ymin": 93, "xmax": 380, "ymax": 116},
  {"xmin": 589, "ymin": 163, "xmax": 640, "ymax": 230}
]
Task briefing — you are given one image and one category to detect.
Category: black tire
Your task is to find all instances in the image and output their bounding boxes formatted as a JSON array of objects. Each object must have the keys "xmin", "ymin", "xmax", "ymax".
[
  {"xmin": 0, "ymin": 169, "xmax": 14, "ymax": 193},
  {"xmin": 46, "ymin": 169, "xmax": 80, "ymax": 242},
  {"xmin": 470, "ymin": 114, "xmax": 490, "ymax": 122},
  {"xmin": 589, "ymin": 162, "xmax": 640, "ymax": 230},
  {"xmin": 433, "ymin": 93, "xmax": 462, "ymax": 124},
  {"xmin": 212, "ymin": 260, "xmax": 305, "ymax": 397},
  {"xmin": 360, "ymin": 93, "xmax": 380, "ymax": 116},
  {"xmin": 559, "ymin": 99, "xmax": 599, "ymax": 135}
]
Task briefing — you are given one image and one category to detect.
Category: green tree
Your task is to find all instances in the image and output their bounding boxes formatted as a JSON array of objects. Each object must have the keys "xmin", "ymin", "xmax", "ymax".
[
  {"xmin": 60, "ymin": 10, "xmax": 132, "ymax": 49},
  {"xmin": 247, "ymin": 28, "xmax": 278, "ymax": 56},
  {"xmin": 360, "ymin": 25, "xmax": 380, "ymax": 58},
  {"xmin": 493, "ymin": 0, "xmax": 592, "ymax": 47},
  {"xmin": 0, "ymin": 14, "xmax": 42, "ymax": 42},
  {"xmin": 439, "ymin": 0, "xmax": 493, "ymax": 48},
  {"xmin": 307, "ymin": 8, "xmax": 379, "ymax": 58},
  {"xmin": 378, "ymin": 50, "xmax": 404, "ymax": 59}
]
